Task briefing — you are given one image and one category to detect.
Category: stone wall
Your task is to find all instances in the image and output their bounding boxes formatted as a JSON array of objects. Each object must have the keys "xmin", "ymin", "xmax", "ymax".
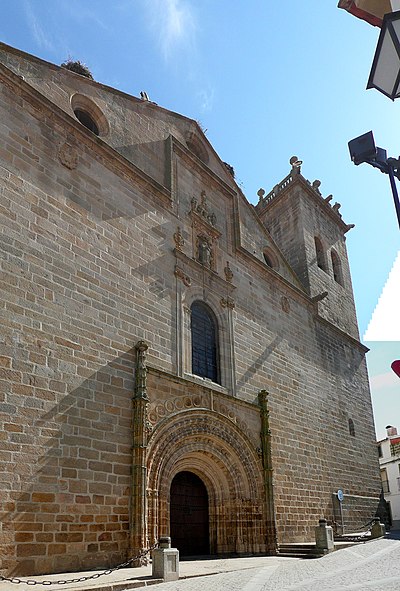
[{"xmin": 0, "ymin": 46, "xmax": 382, "ymax": 575}]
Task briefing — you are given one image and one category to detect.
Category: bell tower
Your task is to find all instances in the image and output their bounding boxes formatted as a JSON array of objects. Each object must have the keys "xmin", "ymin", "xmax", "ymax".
[{"xmin": 254, "ymin": 157, "xmax": 359, "ymax": 340}]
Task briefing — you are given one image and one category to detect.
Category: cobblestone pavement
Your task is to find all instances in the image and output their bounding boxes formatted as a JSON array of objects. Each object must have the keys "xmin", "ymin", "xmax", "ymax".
[
  {"xmin": 142, "ymin": 539, "xmax": 400, "ymax": 591},
  {"xmin": 2, "ymin": 538, "xmax": 399, "ymax": 591}
]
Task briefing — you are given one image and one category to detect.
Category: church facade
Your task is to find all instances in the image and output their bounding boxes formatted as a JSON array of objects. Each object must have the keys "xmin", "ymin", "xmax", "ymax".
[{"xmin": 0, "ymin": 43, "xmax": 381, "ymax": 576}]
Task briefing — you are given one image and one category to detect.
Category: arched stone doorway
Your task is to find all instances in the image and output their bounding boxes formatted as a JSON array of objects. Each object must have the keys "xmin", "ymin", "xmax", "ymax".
[
  {"xmin": 146, "ymin": 409, "xmax": 268, "ymax": 556},
  {"xmin": 170, "ymin": 471, "xmax": 210, "ymax": 556}
]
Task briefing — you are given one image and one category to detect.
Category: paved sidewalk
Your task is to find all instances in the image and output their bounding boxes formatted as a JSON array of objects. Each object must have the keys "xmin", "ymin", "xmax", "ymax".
[
  {"xmin": 0, "ymin": 555, "xmax": 297, "ymax": 591},
  {"xmin": 145, "ymin": 538, "xmax": 400, "ymax": 591},
  {"xmin": 2, "ymin": 538, "xmax": 400, "ymax": 591}
]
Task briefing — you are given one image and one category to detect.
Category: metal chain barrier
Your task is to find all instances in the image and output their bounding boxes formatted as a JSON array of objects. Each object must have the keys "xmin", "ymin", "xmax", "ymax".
[
  {"xmin": 334, "ymin": 519, "xmax": 379, "ymax": 543},
  {"xmin": 0, "ymin": 543, "xmax": 158, "ymax": 586}
]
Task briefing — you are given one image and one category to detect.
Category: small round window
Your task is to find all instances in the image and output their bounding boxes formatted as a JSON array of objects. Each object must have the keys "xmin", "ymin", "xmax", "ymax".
[
  {"xmin": 74, "ymin": 109, "xmax": 99, "ymax": 135},
  {"xmin": 263, "ymin": 252, "xmax": 273, "ymax": 267},
  {"xmin": 70, "ymin": 94, "xmax": 109, "ymax": 137},
  {"xmin": 262, "ymin": 247, "xmax": 279, "ymax": 271}
]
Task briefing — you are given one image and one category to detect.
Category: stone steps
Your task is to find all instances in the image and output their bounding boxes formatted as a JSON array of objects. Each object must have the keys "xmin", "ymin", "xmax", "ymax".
[{"xmin": 278, "ymin": 543, "xmax": 325, "ymax": 559}]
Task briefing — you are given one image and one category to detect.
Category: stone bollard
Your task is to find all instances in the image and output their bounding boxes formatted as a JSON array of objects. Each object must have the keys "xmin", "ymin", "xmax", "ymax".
[
  {"xmin": 315, "ymin": 519, "xmax": 334, "ymax": 552},
  {"xmin": 370, "ymin": 518, "xmax": 386, "ymax": 539},
  {"xmin": 152, "ymin": 537, "xmax": 179, "ymax": 582}
]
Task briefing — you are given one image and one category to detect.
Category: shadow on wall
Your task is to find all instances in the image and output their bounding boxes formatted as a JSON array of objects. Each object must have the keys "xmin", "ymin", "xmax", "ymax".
[
  {"xmin": 2, "ymin": 349, "xmax": 136, "ymax": 576},
  {"xmin": 236, "ymin": 335, "xmax": 282, "ymax": 394}
]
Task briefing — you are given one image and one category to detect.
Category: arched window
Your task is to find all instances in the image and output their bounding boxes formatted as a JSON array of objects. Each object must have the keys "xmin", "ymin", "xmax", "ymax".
[
  {"xmin": 331, "ymin": 249, "xmax": 344, "ymax": 286},
  {"xmin": 349, "ymin": 418, "xmax": 355, "ymax": 437},
  {"xmin": 73, "ymin": 109, "xmax": 99, "ymax": 135},
  {"xmin": 263, "ymin": 252, "xmax": 273, "ymax": 267},
  {"xmin": 70, "ymin": 94, "xmax": 109, "ymax": 137},
  {"xmin": 263, "ymin": 247, "xmax": 279, "ymax": 270},
  {"xmin": 314, "ymin": 237, "xmax": 327, "ymax": 272},
  {"xmin": 191, "ymin": 301, "xmax": 219, "ymax": 383}
]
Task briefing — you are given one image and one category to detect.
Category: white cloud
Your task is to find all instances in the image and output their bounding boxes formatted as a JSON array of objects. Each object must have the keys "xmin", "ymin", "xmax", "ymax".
[
  {"xmin": 145, "ymin": 0, "xmax": 197, "ymax": 61},
  {"xmin": 197, "ymin": 87, "xmax": 215, "ymax": 113},
  {"xmin": 24, "ymin": 0, "xmax": 55, "ymax": 52},
  {"xmin": 58, "ymin": 0, "xmax": 110, "ymax": 32},
  {"xmin": 369, "ymin": 371, "xmax": 400, "ymax": 390}
]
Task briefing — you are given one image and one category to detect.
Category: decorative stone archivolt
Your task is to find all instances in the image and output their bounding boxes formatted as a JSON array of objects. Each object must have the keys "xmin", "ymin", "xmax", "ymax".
[
  {"xmin": 148, "ymin": 395, "xmax": 258, "ymax": 450},
  {"xmin": 147, "ymin": 410, "xmax": 263, "ymax": 499},
  {"xmin": 212, "ymin": 400, "xmax": 257, "ymax": 446},
  {"xmin": 145, "ymin": 409, "xmax": 267, "ymax": 555},
  {"xmin": 148, "ymin": 393, "xmax": 207, "ymax": 425}
]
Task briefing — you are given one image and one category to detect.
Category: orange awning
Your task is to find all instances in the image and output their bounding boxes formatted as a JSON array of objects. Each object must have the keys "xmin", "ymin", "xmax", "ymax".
[{"xmin": 338, "ymin": 0, "xmax": 394, "ymax": 27}]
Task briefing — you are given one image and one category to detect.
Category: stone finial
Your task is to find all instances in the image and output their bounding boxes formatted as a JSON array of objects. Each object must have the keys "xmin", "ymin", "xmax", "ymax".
[
  {"xmin": 290, "ymin": 156, "xmax": 302, "ymax": 174},
  {"xmin": 333, "ymin": 203, "xmax": 343, "ymax": 219},
  {"xmin": 257, "ymin": 188, "xmax": 265, "ymax": 202},
  {"xmin": 312, "ymin": 180, "xmax": 321, "ymax": 194},
  {"xmin": 324, "ymin": 194, "xmax": 333, "ymax": 203}
]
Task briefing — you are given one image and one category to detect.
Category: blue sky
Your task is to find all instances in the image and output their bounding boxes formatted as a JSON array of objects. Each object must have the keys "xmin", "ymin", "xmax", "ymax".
[{"xmin": 0, "ymin": 0, "xmax": 399, "ymax": 439}]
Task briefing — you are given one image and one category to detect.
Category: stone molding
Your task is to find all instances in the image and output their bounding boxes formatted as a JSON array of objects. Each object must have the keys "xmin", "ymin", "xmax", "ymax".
[{"xmin": 0, "ymin": 63, "xmax": 173, "ymax": 209}]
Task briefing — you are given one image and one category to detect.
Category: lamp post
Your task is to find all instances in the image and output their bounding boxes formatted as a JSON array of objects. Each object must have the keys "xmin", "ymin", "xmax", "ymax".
[
  {"xmin": 348, "ymin": 130, "xmax": 400, "ymax": 228},
  {"xmin": 367, "ymin": 10, "xmax": 400, "ymax": 100}
]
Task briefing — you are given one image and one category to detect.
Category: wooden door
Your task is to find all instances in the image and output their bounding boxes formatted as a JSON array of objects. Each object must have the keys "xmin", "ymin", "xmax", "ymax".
[{"xmin": 170, "ymin": 471, "xmax": 210, "ymax": 556}]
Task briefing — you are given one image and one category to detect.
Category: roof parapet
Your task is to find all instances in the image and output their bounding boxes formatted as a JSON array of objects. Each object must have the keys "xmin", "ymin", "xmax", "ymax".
[{"xmin": 254, "ymin": 156, "xmax": 355, "ymax": 233}]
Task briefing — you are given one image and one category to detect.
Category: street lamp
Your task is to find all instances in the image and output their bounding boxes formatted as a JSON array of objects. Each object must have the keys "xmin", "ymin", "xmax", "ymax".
[
  {"xmin": 367, "ymin": 11, "xmax": 400, "ymax": 100},
  {"xmin": 348, "ymin": 130, "xmax": 400, "ymax": 228}
]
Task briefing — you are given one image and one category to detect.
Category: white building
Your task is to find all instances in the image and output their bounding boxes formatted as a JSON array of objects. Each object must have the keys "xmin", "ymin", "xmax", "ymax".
[{"xmin": 378, "ymin": 426, "xmax": 400, "ymax": 529}]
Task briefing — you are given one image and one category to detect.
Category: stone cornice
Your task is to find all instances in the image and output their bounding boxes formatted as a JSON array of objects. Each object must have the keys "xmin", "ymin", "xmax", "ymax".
[
  {"xmin": 172, "ymin": 137, "xmax": 237, "ymax": 199},
  {"xmin": 0, "ymin": 62, "xmax": 173, "ymax": 209},
  {"xmin": 235, "ymin": 245, "xmax": 368, "ymax": 352},
  {"xmin": 147, "ymin": 365, "xmax": 260, "ymax": 413},
  {"xmin": 315, "ymin": 314, "xmax": 369, "ymax": 353},
  {"xmin": 256, "ymin": 172, "xmax": 351, "ymax": 234},
  {"xmin": 235, "ymin": 244, "xmax": 311, "ymax": 306}
]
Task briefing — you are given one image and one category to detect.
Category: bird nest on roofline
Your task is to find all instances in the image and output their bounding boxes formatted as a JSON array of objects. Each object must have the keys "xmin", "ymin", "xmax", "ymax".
[{"xmin": 61, "ymin": 59, "xmax": 94, "ymax": 80}]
